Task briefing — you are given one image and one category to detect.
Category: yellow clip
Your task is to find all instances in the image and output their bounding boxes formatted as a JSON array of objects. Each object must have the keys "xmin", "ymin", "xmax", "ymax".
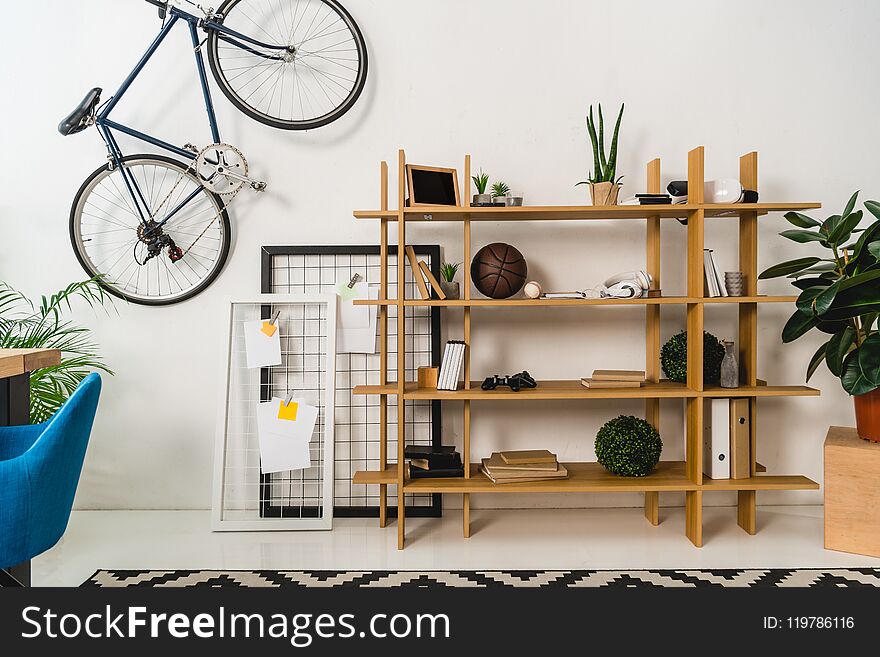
[
  {"xmin": 278, "ymin": 400, "xmax": 299, "ymax": 421},
  {"xmin": 261, "ymin": 321, "xmax": 278, "ymax": 337}
]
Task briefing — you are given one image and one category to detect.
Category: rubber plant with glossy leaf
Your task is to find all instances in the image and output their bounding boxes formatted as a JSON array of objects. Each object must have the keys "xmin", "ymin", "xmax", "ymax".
[{"xmin": 759, "ymin": 192, "xmax": 880, "ymax": 441}]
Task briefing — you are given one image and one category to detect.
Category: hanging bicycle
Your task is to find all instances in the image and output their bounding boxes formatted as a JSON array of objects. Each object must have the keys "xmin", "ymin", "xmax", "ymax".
[{"xmin": 60, "ymin": 0, "xmax": 368, "ymax": 305}]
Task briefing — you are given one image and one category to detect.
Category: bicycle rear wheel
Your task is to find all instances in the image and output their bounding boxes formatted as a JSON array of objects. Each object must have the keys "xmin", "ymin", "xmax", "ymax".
[
  {"xmin": 69, "ymin": 154, "xmax": 231, "ymax": 306},
  {"xmin": 207, "ymin": 0, "xmax": 367, "ymax": 130}
]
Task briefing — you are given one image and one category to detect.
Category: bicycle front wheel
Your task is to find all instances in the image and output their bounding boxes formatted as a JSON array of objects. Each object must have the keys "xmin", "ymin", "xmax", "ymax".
[
  {"xmin": 208, "ymin": 0, "xmax": 368, "ymax": 130},
  {"xmin": 69, "ymin": 154, "xmax": 231, "ymax": 306}
]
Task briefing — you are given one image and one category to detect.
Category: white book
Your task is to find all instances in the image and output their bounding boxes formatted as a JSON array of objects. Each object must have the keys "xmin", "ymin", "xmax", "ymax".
[
  {"xmin": 703, "ymin": 398, "xmax": 730, "ymax": 479},
  {"xmin": 437, "ymin": 342, "xmax": 454, "ymax": 390},
  {"xmin": 709, "ymin": 250, "xmax": 728, "ymax": 297},
  {"xmin": 441, "ymin": 341, "xmax": 462, "ymax": 391},
  {"xmin": 703, "ymin": 250, "xmax": 719, "ymax": 297},
  {"xmin": 450, "ymin": 342, "xmax": 466, "ymax": 390}
]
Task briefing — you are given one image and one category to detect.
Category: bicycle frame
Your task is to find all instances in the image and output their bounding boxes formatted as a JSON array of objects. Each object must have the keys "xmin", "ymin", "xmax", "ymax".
[{"xmin": 96, "ymin": 5, "xmax": 286, "ymax": 225}]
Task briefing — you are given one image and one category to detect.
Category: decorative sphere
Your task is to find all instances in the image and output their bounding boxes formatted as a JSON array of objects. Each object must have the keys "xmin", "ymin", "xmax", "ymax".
[
  {"xmin": 524, "ymin": 281, "xmax": 543, "ymax": 299},
  {"xmin": 595, "ymin": 415, "xmax": 663, "ymax": 477},
  {"xmin": 660, "ymin": 330, "xmax": 725, "ymax": 384}
]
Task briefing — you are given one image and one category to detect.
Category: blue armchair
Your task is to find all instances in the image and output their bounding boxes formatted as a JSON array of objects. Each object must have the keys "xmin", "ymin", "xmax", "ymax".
[{"xmin": 0, "ymin": 373, "xmax": 101, "ymax": 584}]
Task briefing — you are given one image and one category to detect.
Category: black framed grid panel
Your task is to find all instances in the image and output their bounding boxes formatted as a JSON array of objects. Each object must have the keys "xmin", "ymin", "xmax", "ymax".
[{"xmin": 261, "ymin": 245, "xmax": 443, "ymax": 518}]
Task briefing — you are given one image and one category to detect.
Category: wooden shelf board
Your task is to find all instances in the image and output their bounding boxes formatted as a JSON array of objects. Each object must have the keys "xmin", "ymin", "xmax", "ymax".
[
  {"xmin": 353, "ymin": 295, "xmax": 798, "ymax": 307},
  {"xmin": 354, "ymin": 202, "xmax": 820, "ymax": 222},
  {"xmin": 701, "ymin": 384, "xmax": 820, "ymax": 398},
  {"xmin": 701, "ymin": 473, "xmax": 819, "ymax": 491},
  {"xmin": 352, "ymin": 466, "xmax": 398, "ymax": 486},
  {"xmin": 402, "ymin": 380, "xmax": 695, "ymax": 400},
  {"xmin": 354, "ymin": 381, "xmax": 820, "ymax": 399},
  {"xmin": 352, "ymin": 462, "xmax": 816, "ymax": 493},
  {"xmin": 403, "ymin": 461, "xmax": 696, "ymax": 493}
]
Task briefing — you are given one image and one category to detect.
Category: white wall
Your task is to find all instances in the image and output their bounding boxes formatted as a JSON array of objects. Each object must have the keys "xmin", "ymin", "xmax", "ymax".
[{"xmin": 2, "ymin": 0, "xmax": 879, "ymax": 510}]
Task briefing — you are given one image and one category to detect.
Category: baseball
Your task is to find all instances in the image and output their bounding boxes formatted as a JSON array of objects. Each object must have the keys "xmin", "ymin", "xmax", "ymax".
[{"xmin": 524, "ymin": 281, "xmax": 543, "ymax": 299}]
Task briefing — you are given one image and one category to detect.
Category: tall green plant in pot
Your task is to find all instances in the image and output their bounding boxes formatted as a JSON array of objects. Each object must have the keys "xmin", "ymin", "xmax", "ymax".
[
  {"xmin": 760, "ymin": 192, "xmax": 880, "ymax": 441},
  {"xmin": 0, "ymin": 279, "xmax": 114, "ymax": 422},
  {"xmin": 577, "ymin": 103, "xmax": 624, "ymax": 206}
]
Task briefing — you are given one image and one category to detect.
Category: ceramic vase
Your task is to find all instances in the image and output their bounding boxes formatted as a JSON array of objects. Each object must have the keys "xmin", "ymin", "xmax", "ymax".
[
  {"xmin": 720, "ymin": 340, "xmax": 739, "ymax": 388},
  {"xmin": 589, "ymin": 182, "xmax": 620, "ymax": 206},
  {"xmin": 440, "ymin": 281, "xmax": 460, "ymax": 300}
]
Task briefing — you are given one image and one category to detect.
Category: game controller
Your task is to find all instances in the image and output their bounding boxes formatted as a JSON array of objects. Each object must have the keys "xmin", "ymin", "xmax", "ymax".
[{"xmin": 481, "ymin": 371, "xmax": 538, "ymax": 392}]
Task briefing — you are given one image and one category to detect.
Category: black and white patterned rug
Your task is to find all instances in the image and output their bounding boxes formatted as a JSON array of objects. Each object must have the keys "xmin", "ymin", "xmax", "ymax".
[{"xmin": 83, "ymin": 569, "xmax": 880, "ymax": 588}]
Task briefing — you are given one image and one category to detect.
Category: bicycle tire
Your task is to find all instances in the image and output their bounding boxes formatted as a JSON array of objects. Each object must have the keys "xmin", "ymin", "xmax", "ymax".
[
  {"xmin": 207, "ymin": 0, "xmax": 368, "ymax": 131},
  {"xmin": 69, "ymin": 154, "xmax": 232, "ymax": 306}
]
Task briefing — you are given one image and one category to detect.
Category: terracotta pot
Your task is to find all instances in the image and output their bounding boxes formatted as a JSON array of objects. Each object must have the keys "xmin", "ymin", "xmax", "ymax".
[
  {"xmin": 589, "ymin": 182, "xmax": 620, "ymax": 206},
  {"xmin": 854, "ymin": 388, "xmax": 880, "ymax": 442}
]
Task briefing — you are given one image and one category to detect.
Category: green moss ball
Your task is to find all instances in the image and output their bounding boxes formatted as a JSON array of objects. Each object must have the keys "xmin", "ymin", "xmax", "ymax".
[
  {"xmin": 660, "ymin": 330, "xmax": 725, "ymax": 384},
  {"xmin": 595, "ymin": 415, "xmax": 662, "ymax": 477}
]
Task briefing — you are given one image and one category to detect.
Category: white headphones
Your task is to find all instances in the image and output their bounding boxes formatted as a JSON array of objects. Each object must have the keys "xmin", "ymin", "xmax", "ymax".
[{"xmin": 591, "ymin": 271, "xmax": 653, "ymax": 299}]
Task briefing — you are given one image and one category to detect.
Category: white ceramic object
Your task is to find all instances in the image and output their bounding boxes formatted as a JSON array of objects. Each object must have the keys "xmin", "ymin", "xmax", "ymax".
[{"xmin": 705, "ymin": 178, "xmax": 744, "ymax": 204}]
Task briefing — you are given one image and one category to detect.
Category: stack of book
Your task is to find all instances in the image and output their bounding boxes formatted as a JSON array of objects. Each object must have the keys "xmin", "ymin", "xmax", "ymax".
[
  {"xmin": 437, "ymin": 341, "xmax": 466, "ymax": 391},
  {"xmin": 481, "ymin": 450, "xmax": 569, "ymax": 484},
  {"xmin": 405, "ymin": 445, "xmax": 464, "ymax": 479},
  {"xmin": 580, "ymin": 369, "xmax": 646, "ymax": 389},
  {"xmin": 703, "ymin": 248, "xmax": 728, "ymax": 298}
]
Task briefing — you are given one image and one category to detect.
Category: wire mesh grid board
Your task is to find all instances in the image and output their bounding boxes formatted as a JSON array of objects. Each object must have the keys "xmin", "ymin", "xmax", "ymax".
[
  {"xmin": 261, "ymin": 245, "xmax": 442, "ymax": 518},
  {"xmin": 212, "ymin": 295, "xmax": 337, "ymax": 531}
]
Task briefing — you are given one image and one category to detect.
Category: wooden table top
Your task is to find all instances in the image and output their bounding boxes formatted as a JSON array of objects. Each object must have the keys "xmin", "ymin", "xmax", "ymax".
[{"xmin": 0, "ymin": 348, "xmax": 62, "ymax": 379}]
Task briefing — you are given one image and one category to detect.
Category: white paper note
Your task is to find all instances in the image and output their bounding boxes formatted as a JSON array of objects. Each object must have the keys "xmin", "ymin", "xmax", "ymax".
[
  {"xmin": 337, "ymin": 284, "xmax": 379, "ymax": 354},
  {"xmin": 244, "ymin": 320, "xmax": 282, "ymax": 369},
  {"xmin": 256, "ymin": 397, "xmax": 319, "ymax": 474}
]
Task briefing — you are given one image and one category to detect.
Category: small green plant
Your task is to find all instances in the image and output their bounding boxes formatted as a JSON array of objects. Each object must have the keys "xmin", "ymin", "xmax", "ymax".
[
  {"xmin": 491, "ymin": 181, "xmax": 510, "ymax": 198},
  {"xmin": 0, "ymin": 278, "xmax": 114, "ymax": 422},
  {"xmin": 472, "ymin": 170, "xmax": 490, "ymax": 195},
  {"xmin": 661, "ymin": 330, "xmax": 726, "ymax": 385},
  {"xmin": 440, "ymin": 262, "xmax": 460, "ymax": 283},
  {"xmin": 759, "ymin": 192, "xmax": 880, "ymax": 395},
  {"xmin": 577, "ymin": 103, "xmax": 624, "ymax": 186},
  {"xmin": 595, "ymin": 415, "xmax": 662, "ymax": 477}
]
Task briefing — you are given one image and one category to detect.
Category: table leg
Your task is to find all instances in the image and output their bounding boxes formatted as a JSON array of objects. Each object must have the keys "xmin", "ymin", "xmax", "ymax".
[{"xmin": 1, "ymin": 373, "xmax": 32, "ymax": 585}]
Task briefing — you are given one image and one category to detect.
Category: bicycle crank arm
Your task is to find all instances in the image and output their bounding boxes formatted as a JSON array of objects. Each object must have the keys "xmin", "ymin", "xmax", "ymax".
[{"xmin": 205, "ymin": 168, "xmax": 268, "ymax": 192}]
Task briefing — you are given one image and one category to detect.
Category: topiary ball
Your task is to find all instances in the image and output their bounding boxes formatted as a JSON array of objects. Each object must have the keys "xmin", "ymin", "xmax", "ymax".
[
  {"xmin": 660, "ymin": 330, "xmax": 725, "ymax": 384},
  {"xmin": 595, "ymin": 415, "xmax": 662, "ymax": 477}
]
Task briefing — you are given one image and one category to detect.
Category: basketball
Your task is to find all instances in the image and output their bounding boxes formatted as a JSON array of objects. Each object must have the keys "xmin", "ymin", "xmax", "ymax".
[{"xmin": 471, "ymin": 243, "xmax": 528, "ymax": 299}]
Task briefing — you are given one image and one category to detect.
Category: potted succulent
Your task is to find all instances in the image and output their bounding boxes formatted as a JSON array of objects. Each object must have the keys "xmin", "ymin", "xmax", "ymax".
[
  {"xmin": 759, "ymin": 192, "xmax": 880, "ymax": 441},
  {"xmin": 577, "ymin": 103, "xmax": 624, "ymax": 206},
  {"xmin": 440, "ymin": 262, "xmax": 461, "ymax": 300},
  {"xmin": 491, "ymin": 181, "xmax": 510, "ymax": 206},
  {"xmin": 472, "ymin": 170, "xmax": 491, "ymax": 206}
]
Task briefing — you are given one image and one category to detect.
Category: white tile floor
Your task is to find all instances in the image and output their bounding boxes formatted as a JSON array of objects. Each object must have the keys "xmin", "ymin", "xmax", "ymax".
[{"xmin": 34, "ymin": 506, "xmax": 880, "ymax": 586}]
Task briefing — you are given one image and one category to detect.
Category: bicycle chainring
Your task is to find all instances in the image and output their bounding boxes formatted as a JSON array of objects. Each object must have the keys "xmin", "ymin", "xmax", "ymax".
[{"xmin": 195, "ymin": 143, "xmax": 249, "ymax": 197}]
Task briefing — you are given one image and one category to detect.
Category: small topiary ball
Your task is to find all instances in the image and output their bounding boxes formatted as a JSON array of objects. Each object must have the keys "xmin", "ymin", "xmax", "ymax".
[
  {"xmin": 660, "ymin": 330, "xmax": 725, "ymax": 384},
  {"xmin": 595, "ymin": 415, "xmax": 662, "ymax": 477}
]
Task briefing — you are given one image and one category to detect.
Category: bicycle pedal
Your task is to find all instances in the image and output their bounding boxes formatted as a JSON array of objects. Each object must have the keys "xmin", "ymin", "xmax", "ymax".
[
  {"xmin": 183, "ymin": 143, "xmax": 200, "ymax": 153},
  {"xmin": 251, "ymin": 181, "xmax": 268, "ymax": 192}
]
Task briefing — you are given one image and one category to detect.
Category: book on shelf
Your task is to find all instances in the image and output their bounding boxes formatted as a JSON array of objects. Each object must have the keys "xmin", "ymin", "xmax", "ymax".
[
  {"xmin": 499, "ymin": 449, "xmax": 557, "ymax": 465},
  {"xmin": 703, "ymin": 249, "xmax": 728, "ymax": 298},
  {"xmin": 405, "ymin": 446, "xmax": 462, "ymax": 471},
  {"xmin": 405, "ymin": 245, "xmax": 431, "ymax": 300},
  {"xmin": 703, "ymin": 398, "xmax": 730, "ymax": 479},
  {"xmin": 437, "ymin": 341, "xmax": 465, "ymax": 391},
  {"xmin": 592, "ymin": 369, "xmax": 646, "ymax": 382},
  {"xmin": 581, "ymin": 378, "xmax": 641, "ymax": 389},
  {"xmin": 417, "ymin": 260, "xmax": 447, "ymax": 300},
  {"xmin": 481, "ymin": 457, "xmax": 569, "ymax": 484},
  {"xmin": 409, "ymin": 464, "xmax": 465, "ymax": 479},
  {"xmin": 482, "ymin": 452, "xmax": 558, "ymax": 472}
]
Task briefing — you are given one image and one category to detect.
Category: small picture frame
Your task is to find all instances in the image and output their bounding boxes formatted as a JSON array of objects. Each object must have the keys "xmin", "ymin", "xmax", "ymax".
[{"xmin": 406, "ymin": 165, "xmax": 460, "ymax": 207}]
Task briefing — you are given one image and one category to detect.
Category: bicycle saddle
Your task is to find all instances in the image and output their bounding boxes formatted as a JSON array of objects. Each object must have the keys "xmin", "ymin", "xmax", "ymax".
[{"xmin": 58, "ymin": 88, "xmax": 102, "ymax": 136}]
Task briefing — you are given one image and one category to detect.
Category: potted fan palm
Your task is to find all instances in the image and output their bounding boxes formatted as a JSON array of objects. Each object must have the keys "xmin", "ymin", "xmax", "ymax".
[
  {"xmin": 577, "ymin": 103, "xmax": 624, "ymax": 206},
  {"xmin": 759, "ymin": 192, "xmax": 880, "ymax": 441},
  {"xmin": 440, "ymin": 262, "xmax": 461, "ymax": 300},
  {"xmin": 0, "ymin": 279, "xmax": 114, "ymax": 422}
]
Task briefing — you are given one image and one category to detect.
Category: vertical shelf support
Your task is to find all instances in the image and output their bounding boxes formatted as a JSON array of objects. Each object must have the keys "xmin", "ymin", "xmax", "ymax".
[
  {"xmin": 685, "ymin": 146, "xmax": 706, "ymax": 547},
  {"xmin": 396, "ymin": 150, "xmax": 407, "ymax": 550},
  {"xmin": 738, "ymin": 151, "xmax": 760, "ymax": 535},
  {"xmin": 379, "ymin": 161, "xmax": 389, "ymax": 528},
  {"xmin": 644, "ymin": 157, "xmax": 662, "ymax": 526},
  {"xmin": 462, "ymin": 154, "xmax": 472, "ymax": 539}
]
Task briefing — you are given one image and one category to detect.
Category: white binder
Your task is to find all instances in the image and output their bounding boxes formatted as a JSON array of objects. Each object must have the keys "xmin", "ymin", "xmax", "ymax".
[{"xmin": 703, "ymin": 399, "xmax": 730, "ymax": 479}]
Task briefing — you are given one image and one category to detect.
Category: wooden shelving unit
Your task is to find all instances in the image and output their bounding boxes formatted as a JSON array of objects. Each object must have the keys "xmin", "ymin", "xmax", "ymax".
[{"xmin": 352, "ymin": 147, "xmax": 821, "ymax": 549}]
